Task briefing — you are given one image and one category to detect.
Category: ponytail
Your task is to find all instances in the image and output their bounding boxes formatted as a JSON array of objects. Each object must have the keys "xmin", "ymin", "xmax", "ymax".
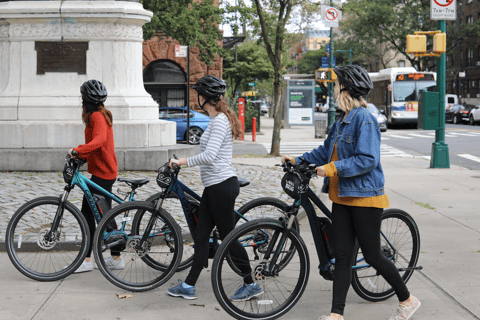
[{"xmin": 213, "ymin": 98, "xmax": 243, "ymax": 140}]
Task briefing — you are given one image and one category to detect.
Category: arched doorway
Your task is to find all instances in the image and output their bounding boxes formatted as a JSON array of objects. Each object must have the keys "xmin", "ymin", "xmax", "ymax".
[{"xmin": 143, "ymin": 60, "xmax": 186, "ymax": 108}]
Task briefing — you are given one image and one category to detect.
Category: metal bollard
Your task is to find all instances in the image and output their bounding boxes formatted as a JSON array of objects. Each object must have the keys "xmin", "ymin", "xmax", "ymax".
[{"xmin": 252, "ymin": 117, "xmax": 256, "ymax": 142}]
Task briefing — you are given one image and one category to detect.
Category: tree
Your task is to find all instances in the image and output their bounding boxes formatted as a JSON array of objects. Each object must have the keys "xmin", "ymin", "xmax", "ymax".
[
  {"xmin": 228, "ymin": 0, "xmax": 321, "ymax": 156},
  {"xmin": 141, "ymin": 0, "xmax": 224, "ymax": 65},
  {"xmin": 223, "ymin": 41, "xmax": 274, "ymax": 99},
  {"xmin": 297, "ymin": 48, "xmax": 327, "ymax": 74}
]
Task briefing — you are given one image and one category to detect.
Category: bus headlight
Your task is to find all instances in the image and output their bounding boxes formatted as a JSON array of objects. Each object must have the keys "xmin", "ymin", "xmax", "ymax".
[{"xmin": 393, "ymin": 112, "xmax": 402, "ymax": 117}]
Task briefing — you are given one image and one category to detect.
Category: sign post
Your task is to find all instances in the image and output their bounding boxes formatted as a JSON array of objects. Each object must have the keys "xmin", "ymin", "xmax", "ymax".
[
  {"xmin": 429, "ymin": 0, "xmax": 454, "ymax": 168},
  {"xmin": 175, "ymin": 45, "xmax": 190, "ymax": 144},
  {"xmin": 238, "ymin": 98, "xmax": 245, "ymax": 141}
]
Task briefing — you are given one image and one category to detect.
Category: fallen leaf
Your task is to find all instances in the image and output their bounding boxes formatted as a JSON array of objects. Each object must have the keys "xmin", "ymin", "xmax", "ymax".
[
  {"xmin": 190, "ymin": 304, "xmax": 205, "ymax": 307},
  {"xmin": 215, "ymin": 307, "xmax": 220, "ymax": 311},
  {"xmin": 116, "ymin": 294, "xmax": 133, "ymax": 300}
]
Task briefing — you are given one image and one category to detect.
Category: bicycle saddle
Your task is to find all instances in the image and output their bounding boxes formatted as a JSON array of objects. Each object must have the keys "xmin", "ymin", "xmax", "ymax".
[
  {"xmin": 238, "ymin": 177, "xmax": 250, "ymax": 187},
  {"xmin": 118, "ymin": 178, "xmax": 150, "ymax": 187}
]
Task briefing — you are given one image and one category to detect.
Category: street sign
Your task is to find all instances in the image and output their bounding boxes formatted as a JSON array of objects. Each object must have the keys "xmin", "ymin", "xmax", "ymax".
[
  {"xmin": 321, "ymin": 6, "xmax": 342, "ymax": 28},
  {"xmin": 175, "ymin": 45, "xmax": 188, "ymax": 57},
  {"xmin": 248, "ymin": 83, "xmax": 255, "ymax": 86},
  {"xmin": 431, "ymin": 0, "xmax": 456, "ymax": 20},
  {"xmin": 321, "ymin": 56, "xmax": 336, "ymax": 68}
]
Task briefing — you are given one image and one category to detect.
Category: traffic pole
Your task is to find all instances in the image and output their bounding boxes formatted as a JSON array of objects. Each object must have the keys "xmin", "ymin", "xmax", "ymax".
[
  {"xmin": 187, "ymin": 46, "xmax": 190, "ymax": 145},
  {"xmin": 327, "ymin": 0, "xmax": 335, "ymax": 134},
  {"xmin": 431, "ymin": 20, "xmax": 450, "ymax": 168}
]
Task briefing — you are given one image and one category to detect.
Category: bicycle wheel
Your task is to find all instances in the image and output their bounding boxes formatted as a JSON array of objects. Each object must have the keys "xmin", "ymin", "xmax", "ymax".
[
  {"xmin": 211, "ymin": 218, "xmax": 310, "ymax": 320},
  {"xmin": 93, "ymin": 201, "xmax": 182, "ymax": 292},
  {"xmin": 351, "ymin": 208, "xmax": 421, "ymax": 302},
  {"xmin": 135, "ymin": 191, "xmax": 197, "ymax": 271},
  {"xmin": 236, "ymin": 197, "xmax": 297, "ymax": 229},
  {"xmin": 5, "ymin": 196, "xmax": 89, "ymax": 281}
]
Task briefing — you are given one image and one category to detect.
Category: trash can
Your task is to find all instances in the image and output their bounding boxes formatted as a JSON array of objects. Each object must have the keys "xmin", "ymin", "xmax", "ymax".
[{"xmin": 314, "ymin": 120, "xmax": 327, "ymax": 138}]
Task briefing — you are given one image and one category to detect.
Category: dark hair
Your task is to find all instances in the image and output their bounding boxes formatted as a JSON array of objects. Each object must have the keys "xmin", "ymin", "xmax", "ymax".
[
  {"xmin": 81, "ymin": 97, "xmax": 113, "ymax": 127},
  {"xmin": 210, "ymin": 97, "xmax": 243, "ymax": 140}
]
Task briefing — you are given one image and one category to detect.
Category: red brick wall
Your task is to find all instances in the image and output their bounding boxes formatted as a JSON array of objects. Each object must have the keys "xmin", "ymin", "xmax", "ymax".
[{"xmin": 142, "ymin": 35, "xmax": 223, "ymax": 108}]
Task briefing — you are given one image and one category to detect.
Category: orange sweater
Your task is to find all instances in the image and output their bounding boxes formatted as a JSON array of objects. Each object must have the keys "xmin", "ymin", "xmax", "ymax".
[
  {"xmin": 323, "ymin": 143, "xmax": 389, "ymax": 208},
  {"xmin": 74, "ymin": 112, "xmax": 117, "ymax": 180}
]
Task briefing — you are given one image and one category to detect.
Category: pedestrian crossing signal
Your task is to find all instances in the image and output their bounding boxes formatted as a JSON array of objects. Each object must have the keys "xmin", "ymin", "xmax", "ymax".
[{"xmin": 315, "ymin": 68, "xmax": 337, "ymax": 83}]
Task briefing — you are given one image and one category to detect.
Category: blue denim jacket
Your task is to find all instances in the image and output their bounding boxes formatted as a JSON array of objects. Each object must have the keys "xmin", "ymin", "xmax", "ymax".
[{"xmin": 295, "ymin": 107, "xmax": 385, "ymax": 197}]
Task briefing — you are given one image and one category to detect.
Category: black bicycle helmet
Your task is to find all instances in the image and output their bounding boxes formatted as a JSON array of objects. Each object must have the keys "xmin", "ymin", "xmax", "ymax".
[
  {"xmin": 80, "ymin": 79, "xmax": 108, "ymax": 104},
  {"xmin": 192, "ymin": 75, "xmax": 226, "ymax": 100},
  {"xmin": 333, "ymin": 65, "xmax": 373, "ymax": 98}
]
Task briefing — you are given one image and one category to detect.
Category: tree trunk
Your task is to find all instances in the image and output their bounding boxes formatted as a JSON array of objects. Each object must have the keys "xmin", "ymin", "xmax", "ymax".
[{"xmin": 270, "ymin": 71, "xmax": 282, "ymax": 156}]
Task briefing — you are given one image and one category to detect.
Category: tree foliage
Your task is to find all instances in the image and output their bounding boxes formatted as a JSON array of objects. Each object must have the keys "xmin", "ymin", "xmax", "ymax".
[
  {"xmin": 141, "ymin": 0, "xmax": 223, "ymax": 65},
  {"xmin": 297, "ymin": 48, "xmax": 327, "ymax": 74}
]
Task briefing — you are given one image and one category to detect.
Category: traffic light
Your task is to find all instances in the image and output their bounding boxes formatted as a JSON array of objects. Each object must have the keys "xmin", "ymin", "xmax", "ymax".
[
  {"xmin": 406, "ymin": 31, "xmax": 445, "ymax": 57},
  {"xmin": 406, "ymin": 34, "xmax": 426, "ymax": 54},
  {"xmin": 315, "ymin": 68, "xmax": 337, "ymax": 83}
]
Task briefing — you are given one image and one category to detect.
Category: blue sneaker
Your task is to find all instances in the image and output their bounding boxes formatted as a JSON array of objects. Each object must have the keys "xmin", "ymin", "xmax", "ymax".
[
  {"xmin": 230, "ymin": 283, "xmax": 263, "ymax": 302},
  {"xmin": 167, "ymin": 280, "xmax": 197, "ymax": 300}
]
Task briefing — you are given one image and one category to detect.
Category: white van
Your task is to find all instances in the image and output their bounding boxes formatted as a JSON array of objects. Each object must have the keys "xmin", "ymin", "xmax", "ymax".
[{"xmin": 445, "ymin": 94, "xmax": 458, "ymax": 110}]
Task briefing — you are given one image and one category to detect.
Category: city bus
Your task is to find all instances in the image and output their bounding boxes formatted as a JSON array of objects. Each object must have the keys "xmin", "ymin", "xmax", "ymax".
[{"xmin": 368, "ymin": 67, "xmax": 436, "ymax": 126}]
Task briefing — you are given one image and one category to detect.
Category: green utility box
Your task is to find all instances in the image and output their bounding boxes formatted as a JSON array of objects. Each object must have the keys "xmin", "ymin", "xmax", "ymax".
[{"xmin": 418, "ymin": 90, "xmax": 440, "ymax": 130}]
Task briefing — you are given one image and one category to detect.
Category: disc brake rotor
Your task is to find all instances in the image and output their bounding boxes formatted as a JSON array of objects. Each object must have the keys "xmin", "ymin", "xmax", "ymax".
[
  {"xmin": 37, "ymin": 228, "xmax": 60, "ymax": 250},
  {"xmin": 126, "ymin": 235, "xmax": 151, "ymax": 258}
]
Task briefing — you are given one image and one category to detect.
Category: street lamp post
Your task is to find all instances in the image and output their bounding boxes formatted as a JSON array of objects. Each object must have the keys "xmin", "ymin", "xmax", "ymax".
[{"xmin": 327, "ymin": 0, "xmax": 335, "ymax": 133}]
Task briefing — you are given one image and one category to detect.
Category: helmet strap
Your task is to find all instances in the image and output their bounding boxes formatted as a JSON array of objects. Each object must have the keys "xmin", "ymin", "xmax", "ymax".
[{"xmin": 197, "ymin": 94, "xmax": 210, "ymax": 116}]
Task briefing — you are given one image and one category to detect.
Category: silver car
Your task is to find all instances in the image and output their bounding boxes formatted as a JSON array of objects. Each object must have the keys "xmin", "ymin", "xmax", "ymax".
[{"xmin": 367, "ymin": 103, "xmax": 387, "ymax": 132}]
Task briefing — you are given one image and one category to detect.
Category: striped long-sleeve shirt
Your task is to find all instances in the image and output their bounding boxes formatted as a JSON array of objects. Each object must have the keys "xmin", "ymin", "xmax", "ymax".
[{"xmin": 187, "ymin": 113, "xmax": 236, "ymax": 187}]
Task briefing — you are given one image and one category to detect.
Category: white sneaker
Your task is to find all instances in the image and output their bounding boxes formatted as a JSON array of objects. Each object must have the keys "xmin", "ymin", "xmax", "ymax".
[
  {"xmin": 74, "ymin": 260, "xmax": 94, "ymax": 273},
  {"xmin": 96, "ymin": 256, "xmax": 125, "ymax": 270}
]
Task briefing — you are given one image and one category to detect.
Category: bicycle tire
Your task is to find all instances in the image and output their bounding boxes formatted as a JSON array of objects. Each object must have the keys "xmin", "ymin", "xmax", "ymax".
[
  {"xmin": 228, "ymin": 197, "xmax": 299, "ymax": 275},
  {"xmin": 6, "ymin": 196, "xmax": 89, "ymax": 281},
  {"xmin": 134, "ymin": 191, "xmax": 197, "ymax": 271},
  {"xmin": 211, "ymin": 218, "xmax": 310, "ymax": 320},
  {"xmin": 93, "ymin": 201, "xmax": 183, "ymax": 292},
  {"xmin": 351, "ymin": 208, "xmax": 421, "ymax": 302}
]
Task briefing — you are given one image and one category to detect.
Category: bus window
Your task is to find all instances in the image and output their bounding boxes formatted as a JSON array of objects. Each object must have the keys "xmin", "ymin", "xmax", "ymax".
[
  {"xmin": 393, "ymin": 82, "xmax": 416, "ymax": 102},
  {"xmin": 416, "ymin": 81, "xmax": 437, "ymax": 95}
]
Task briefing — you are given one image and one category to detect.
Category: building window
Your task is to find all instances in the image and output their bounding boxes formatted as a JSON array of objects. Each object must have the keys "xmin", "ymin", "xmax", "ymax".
[
  {"xmin": 467, "ymin": 15, "xmax": 473, "ymax": 23},
  {"xmin": 467, "ymin": 0, "xmax": 473, "ymax": 4},
  {"xmin": 398, "ymin": 60, "xmax": 406, "ymax": 67},
  {"xmin": 468, "ymin": 49, "xmax": 474, "ymax": 67}
]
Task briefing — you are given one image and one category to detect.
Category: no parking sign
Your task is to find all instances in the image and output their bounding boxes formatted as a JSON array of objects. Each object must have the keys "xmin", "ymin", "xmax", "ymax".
[{"xmin": 431, "ymin": 0, "xmax": 456, "ymax": 20}]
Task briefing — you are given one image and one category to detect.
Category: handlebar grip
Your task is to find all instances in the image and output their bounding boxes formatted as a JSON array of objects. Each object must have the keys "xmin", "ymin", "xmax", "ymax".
[
  {"xmin": 173, "ymin": 154, "xmax": 178, "ymax": 160},
  {"xmin": 71, "ymin": 150, "xmax": 78, "ymax": 156}
]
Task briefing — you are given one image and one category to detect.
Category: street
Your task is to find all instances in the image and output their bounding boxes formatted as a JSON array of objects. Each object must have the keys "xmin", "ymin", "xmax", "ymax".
[{"xmin": 232, "ymin": 114, "xmax": 480, "ymax": 171}]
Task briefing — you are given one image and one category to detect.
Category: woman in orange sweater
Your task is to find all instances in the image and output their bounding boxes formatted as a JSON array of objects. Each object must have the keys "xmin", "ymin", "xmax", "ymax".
[{"xmin": 69, "ymin": 80, "xmax": 122, "ymax": 273}]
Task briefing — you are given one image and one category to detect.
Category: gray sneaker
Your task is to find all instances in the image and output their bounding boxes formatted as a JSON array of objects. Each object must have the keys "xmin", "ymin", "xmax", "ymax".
[{"xmin": 388, "ymin": 295, "xmax": 421, "ymax": 320}]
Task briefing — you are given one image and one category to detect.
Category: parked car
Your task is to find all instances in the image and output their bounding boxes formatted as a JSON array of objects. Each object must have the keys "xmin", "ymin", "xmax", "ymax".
[
  {"xmin": 470, "ymin": 105, "xmax": 480, "ymax": 125},
  {"xmin": 321, "ymin": 104, "xmax": 329, "ymax": 113},
  {"xmin": 315, "ymin": 102, "xmax": 322, "ymax": 112},
  {"xmin": 260, "ymin": 103, "xmax": 269, "ymax": 114},
  {"xmin": 445, "ymin": 94, "xmax": 458, "ymax": 110},
  {"xmin": 366, "ymin": 103, "xmax": 388, "ymax": 132},
  {"xmin": 159, "ymin": 107, "xmax": 209, "ymax": 144},
  {"xmin": 445, "ymin": 104, "xmax": 475, "ymax": 124}
]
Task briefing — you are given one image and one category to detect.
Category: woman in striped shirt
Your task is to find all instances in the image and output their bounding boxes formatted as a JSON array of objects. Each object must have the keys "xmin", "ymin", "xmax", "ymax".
[{"xmin": 167, "ymin": 75, "xmax": 263, "ymax": 302}]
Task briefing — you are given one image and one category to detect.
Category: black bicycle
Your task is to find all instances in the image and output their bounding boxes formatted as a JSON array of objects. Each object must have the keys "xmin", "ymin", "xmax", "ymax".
[
  {"xmin": 211, "ymin": 159, "xmax": 422, "ymax": 320},
  {"xmin": 93, "ymin": 156, "xmax": 296, "ymax": 291}
]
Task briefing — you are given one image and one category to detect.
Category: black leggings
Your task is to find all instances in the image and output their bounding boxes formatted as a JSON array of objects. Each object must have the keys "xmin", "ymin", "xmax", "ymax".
[
  {"xmin": 331, "ymin": 203, "xmax": 410, "ymax": 315},
  {"xmin": 185, "ymin": 177, "xmax": 253, "ymax": 286},
  {"xmin": 80, "ymin": 175, "xmax": 117, "ymax": 258}
]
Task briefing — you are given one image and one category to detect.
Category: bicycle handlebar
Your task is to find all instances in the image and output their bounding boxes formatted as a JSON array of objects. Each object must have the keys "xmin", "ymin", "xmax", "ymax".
[{"xmin": 278, "ymin": 158, "xmax": 317, "ymax": 179}]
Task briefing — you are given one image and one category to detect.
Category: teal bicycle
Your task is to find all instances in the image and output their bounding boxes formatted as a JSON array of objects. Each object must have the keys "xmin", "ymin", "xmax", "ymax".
[{"xmin": 5, "ymin": 153, "xmax": 181, "ymax": 286}]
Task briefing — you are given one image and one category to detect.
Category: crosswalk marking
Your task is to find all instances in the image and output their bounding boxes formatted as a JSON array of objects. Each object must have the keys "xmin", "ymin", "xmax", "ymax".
[
  {"xmin": 458, "ymin": 154, "xmax": 480, "ymax": 163},
  {"xmin": 407, "ymin": 134, "xmax": 433, "ymax": 138},
  {"xmin": 447, "ymin": 132, "xmax": 479, "ymax": 137},
  {"xmin": 387, "ymin": 135, "xmax": 413, "ymax": 139}
]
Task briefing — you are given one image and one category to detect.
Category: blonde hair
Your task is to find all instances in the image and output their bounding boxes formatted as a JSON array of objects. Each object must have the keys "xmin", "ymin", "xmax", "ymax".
[
  {"xmin": 334, "ymin": 78, "xmax": 368, "ymax": 113},
  {"xmin": 211, "ymin": 97, "xmax": 243, "ymax": 140}
]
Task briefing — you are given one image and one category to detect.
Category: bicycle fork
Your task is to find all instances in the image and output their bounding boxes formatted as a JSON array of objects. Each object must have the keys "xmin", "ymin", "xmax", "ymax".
[
  {"xmin": 260, "ymin": 214, "xmax": 297, "ymax": 277},
  {"xmin": 46, "ymin": 187, "xmax": 71, "ymax": 242}
]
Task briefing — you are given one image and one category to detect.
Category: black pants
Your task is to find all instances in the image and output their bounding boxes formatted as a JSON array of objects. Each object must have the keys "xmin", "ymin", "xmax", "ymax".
[
  {"xmin": 185, "ymin": 177, "xmax": 253, "ymax": 286},
  {"xmin": 331, "ymin": 203, "xmax": 410, "ymax": 315},
  {"xmin": 80, "ymin": 175, "xmax": 117, "ymax": 258}
]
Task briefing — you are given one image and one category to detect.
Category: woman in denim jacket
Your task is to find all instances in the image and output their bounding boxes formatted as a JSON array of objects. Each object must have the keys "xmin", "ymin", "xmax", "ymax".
[{"xmin": 283, "ymin": 65, "xmax": 420, "ymax": 320}]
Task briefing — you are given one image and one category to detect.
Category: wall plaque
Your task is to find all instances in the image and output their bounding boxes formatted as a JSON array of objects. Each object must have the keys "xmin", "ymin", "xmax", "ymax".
[{"xmin": 35, "ymin": 41, "xmax": 89, "ymax": 75}]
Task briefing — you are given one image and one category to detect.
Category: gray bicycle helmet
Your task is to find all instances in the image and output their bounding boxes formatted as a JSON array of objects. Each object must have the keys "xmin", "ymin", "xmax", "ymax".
[
  {"xmin": 333, "ymin": 65, "xmax": 373, "ymax": 98},
  {"xmin": 192, "ymin": 75, "xmax": 226, "ymax": 111},
  {"xmin": 81, "ymin": 79, "xmax": 108, "ymax": 104}
]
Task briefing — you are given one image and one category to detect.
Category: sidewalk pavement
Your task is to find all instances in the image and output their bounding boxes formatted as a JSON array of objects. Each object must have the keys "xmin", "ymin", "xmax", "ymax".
[{"xmin": 0, "ymin": 117, "xmax": 479, "ymax": 319}]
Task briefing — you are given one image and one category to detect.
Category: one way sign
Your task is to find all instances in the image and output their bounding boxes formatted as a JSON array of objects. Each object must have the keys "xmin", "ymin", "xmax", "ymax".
[{"xmin": 321, "ymin": 5, "xmax": 342, "ymax": 28}]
